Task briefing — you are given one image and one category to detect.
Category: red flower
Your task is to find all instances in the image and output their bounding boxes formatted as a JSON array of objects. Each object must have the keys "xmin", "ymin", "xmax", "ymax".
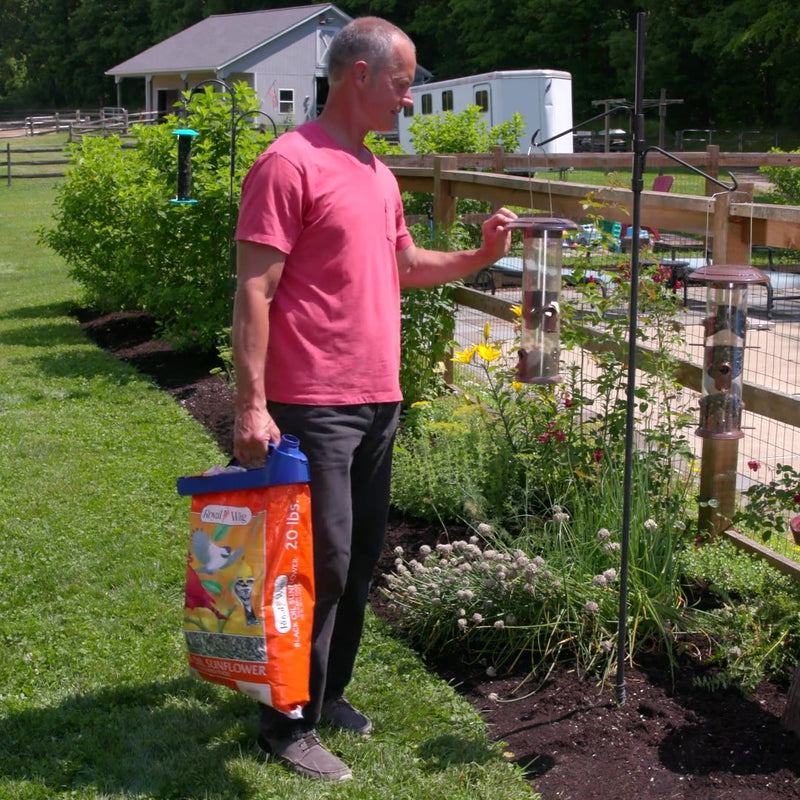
[
  {"xmin": 593, "ymin": 449, "xmax": 603, "ymax": 462},
  {"xmin": 794, "ymin": 493, "xmax": 800, "ymax": 505},
  {"xmin": 539, "ymin": 433, "xmax": 550, "ymax": 444},
  {"xmin": 747, "ymin": 460, "xmax": 761, "ymax": 471},
  {"xmin": 554, "ymin": 429, "xmax": 566, "ymax": 443}
]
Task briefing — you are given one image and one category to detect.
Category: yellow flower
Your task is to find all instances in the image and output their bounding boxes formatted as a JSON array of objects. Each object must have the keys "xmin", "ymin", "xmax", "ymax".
[
  {"xmin": 477, "ymin": 342, "xmax": 501, "ymax": 361},
  {"xmin": 483, "ymin": 321, "xmax": 491, "ymax": 341},
  {"xmin": 510, "ymin": 304, "xmax": 522, "ymax": 317},
  {"xmin": 452, "ymin": 346, "xmax": 476, "ymax": 363},
  {"xmin": 410, "ymin": 400, "xmax": 430, "ymax": 408},
  {"xmin": 511, "ymin": 380, "xmax": 523, "ymax": 390}
]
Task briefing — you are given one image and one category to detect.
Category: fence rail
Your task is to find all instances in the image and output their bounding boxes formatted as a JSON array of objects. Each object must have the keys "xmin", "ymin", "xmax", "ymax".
[
  {"xmin": 384, "ymin": 153, "xmax": 800, "ymax": 575},
  {"xmin": 2, "ymin": 143, "xmax": 69, "ymax": 184},
  {"xmin": 0, "ymin": 108, "xmax": 159, "ymax": 141}
]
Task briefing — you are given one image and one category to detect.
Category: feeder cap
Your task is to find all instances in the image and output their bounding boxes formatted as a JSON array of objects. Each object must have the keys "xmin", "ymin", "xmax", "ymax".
[
  {"xmin": 172, "ymin": 128, "xmax": 200, "ymax": 136},
  {"xmin": 507, "ymin": 216, "xmax": 578, "ymax": 233},
  {"xmin": 689, "ymin": 263, "xmax": 768, "ymax": 285}
]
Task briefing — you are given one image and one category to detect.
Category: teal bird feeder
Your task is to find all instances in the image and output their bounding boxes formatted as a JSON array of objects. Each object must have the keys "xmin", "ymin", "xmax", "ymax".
[{"xmin": 172, "ymin": 128, "xmax": 199, "ymax": 204}]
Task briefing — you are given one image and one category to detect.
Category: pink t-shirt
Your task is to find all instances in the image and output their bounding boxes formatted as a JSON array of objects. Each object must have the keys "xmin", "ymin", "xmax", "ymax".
[{"xmin": 235, "ymin": 121, "xmax": 413, "ymax": 405}]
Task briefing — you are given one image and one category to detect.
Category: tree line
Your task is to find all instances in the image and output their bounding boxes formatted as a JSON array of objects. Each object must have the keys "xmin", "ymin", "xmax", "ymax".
[{"xmin": 1, "ymin": 0, "xmax": 799, "ymax": 137}]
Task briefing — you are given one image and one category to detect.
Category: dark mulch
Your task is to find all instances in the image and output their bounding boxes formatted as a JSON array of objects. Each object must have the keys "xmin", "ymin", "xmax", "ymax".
[{"xmin": 78, "ymin": 308, "xmax": 800, "ymax": 800}]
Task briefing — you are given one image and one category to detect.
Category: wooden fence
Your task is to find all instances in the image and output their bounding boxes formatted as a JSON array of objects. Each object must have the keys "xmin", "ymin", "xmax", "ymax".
[
  {"xmin": 2, "ymin": 143, "xmax": 69, "ymax": 184},
  {"xmin": 383, "ymin": 152, "xmax": 800, "ymax": 578}
]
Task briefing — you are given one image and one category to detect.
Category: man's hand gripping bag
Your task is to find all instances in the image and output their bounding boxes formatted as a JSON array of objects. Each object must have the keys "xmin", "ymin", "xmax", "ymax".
[{"xmin": 177, "ymin": 435, "xmax": 313, "ymax": 718}]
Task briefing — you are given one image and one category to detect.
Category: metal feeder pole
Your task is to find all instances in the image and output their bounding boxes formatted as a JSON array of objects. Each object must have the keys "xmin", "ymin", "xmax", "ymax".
[
  {"xmin": 531, "ymin": 12, "xmax": 737, "ymax": 709},
  {"xmin": 614, "ymin": 9, "xmax": 647, "ymax": 708}
]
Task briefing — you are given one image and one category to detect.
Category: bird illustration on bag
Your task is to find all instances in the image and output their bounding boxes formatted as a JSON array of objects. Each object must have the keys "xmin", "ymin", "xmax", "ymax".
[
  {"xmin": 191, "ymin": 528, "xmax": 244, "ymax": 574},
  {"xmin": 233, "ymin": 563, "xmax": 259, "ymax": 626}
]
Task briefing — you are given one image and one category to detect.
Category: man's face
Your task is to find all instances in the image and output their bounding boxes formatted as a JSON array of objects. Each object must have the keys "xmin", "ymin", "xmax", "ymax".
[{"xmin": 365, "ymin": 38, "xmax": 416, "ymax": 132}]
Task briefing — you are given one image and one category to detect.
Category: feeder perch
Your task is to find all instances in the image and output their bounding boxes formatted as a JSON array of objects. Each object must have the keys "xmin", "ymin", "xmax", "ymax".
[
  {"xmin": 509, "ymin": 216, "xmax": 578, "ymax": 384},
  {"xmin": 691, "ymin": 264, "xmax": 767, "ymax": 439},
  {"xmin": 171, "ymin": 128, "xmax": 199, "ymax": 204}
]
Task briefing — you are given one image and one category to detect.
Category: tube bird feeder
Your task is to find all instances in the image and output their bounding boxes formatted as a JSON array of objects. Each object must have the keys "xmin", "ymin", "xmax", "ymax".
[
  {"xmin": 691, "ymin": 263, "xmax": 768, "ymax": 536},
  {"xmin": 171, "ymin": 128, "xmax": 199, "ymax": 205},
  {"xmin": 692, "ymin": 264, "xmax": 768, "ymax": 440},
  {"xmin": 511, "ymin": 216, "xmax": 577, "ymax": 384}
]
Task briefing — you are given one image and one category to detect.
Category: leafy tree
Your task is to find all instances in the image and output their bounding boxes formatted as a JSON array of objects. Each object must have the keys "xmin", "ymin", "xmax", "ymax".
[{"xmin": 41, "ymin": 82, "xmax": 273, "ymax": 349}]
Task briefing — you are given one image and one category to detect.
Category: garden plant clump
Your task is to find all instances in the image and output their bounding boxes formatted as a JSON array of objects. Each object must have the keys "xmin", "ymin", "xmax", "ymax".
[{"xmin": 387, "ymin": 254, "xmax": 800, "ymax": 694}]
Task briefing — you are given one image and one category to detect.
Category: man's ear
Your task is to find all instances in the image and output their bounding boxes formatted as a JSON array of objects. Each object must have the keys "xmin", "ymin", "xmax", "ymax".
[{"xmin": 352, "ymin": 60, "xmax": 369, "ymax": 86}]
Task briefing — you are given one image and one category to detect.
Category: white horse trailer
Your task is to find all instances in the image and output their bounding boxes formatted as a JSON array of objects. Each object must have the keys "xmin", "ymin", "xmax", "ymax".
[{"xmin": 398, "ymin": 69, "xmax": 574, "ymax": 154}]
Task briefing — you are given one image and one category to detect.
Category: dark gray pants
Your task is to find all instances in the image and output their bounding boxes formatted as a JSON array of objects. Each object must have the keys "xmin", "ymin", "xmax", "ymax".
[{"xmin": 259, "ymin": 401, "xmax": 401, "ymax": 740}]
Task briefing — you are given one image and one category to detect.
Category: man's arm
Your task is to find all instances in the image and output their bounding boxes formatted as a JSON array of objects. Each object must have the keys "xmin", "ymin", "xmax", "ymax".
[
  {"xmin": 231, "ymin": 240, "xmax": 286, "ymax": 467},
  {"xmin": 397, "ymin": 206, "xmax": 517, "ymax": 288}
]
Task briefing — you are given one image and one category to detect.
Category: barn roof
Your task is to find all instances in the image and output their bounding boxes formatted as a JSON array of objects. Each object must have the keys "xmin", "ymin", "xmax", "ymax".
[{"xmin": 107, "ymin": 4, "xmax": 349, "ymax": 77}]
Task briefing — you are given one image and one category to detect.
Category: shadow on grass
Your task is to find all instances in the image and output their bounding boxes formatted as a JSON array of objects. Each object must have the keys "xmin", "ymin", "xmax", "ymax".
[
  {"xmin": 1, "ymin": 301, "xmax": 77, "ymax": 321},
  {"xmin": 417, "ymin": 732, "xmax": 502, "ymax": 771},
  {"xmin": 0, "ymin": 320, "xmax": 85, "ymax": 348},
  {"xmin": 0, "ymin": 678, "xmax": 260, "ymax": 798}
]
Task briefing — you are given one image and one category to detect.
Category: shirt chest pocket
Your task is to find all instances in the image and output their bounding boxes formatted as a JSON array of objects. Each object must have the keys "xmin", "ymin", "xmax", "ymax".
[{"xmin": 384, "ymin": 198, "xmax": 397, "ymax": 246}]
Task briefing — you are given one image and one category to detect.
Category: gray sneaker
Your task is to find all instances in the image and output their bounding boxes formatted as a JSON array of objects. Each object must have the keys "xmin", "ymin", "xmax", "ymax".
[
  {"xmin": 321, "ymin": 696, "xmax": 373, "ymax": 735},
  {"xmin": 258, "ymin": 731, "xmax": 352, "ymax": 781}
]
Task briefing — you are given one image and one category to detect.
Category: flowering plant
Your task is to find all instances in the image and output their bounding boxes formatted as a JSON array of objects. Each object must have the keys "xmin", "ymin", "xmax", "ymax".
[{"xmin": 735, "ymin": 462, "xmax": 800, "ymax": 542}]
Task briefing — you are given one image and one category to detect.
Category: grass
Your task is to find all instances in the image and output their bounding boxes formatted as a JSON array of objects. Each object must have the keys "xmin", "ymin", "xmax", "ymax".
[{"xmin": 0, "ymin": 181, "xmax": 536, "ymax": 799}]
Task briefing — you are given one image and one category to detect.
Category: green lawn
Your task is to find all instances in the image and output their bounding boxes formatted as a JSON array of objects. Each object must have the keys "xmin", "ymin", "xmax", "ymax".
[{"xmin": 0, "ymin": 181, "xmax": 536, "ymax": 799}]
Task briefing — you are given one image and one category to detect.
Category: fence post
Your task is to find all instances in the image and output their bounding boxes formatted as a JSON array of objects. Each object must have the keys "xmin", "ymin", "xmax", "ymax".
[
  {"xmin": 432, "ymin": 155, "xmax": 458, "ymax": 232},
  {"xmin": 492, "ymin": 145, "xmax": 505, "ymax": 175},
  {"xmin": 711, "ymin": 186, "xmax": 752, "ymax": 265},
  {"xmin": 5, "ymin": 142, "xmax": 10, "ymax": 187},
  {"xmin": 698, "ymin": 187, "xmax": 760, "ymax": 535}
]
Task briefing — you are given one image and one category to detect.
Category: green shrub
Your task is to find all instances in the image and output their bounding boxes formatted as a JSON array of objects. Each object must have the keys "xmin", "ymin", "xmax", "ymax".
[
  {"xmin": 679, "ymin": 539, "xmax": 800, "ymax": 692},
  {"xmin": 388, "ymin": 251, "xmax": 700, "ymax": 677},
  {"xmin": 760, "ymin": 147, "xmax": 800, "ymax": 204},
  {"xmin": 41, "ymin": 83, "xmax": 273, "ymax": 349},
  {"xmin": 408, "ymin": 106, "xmax": 525, "ymax": 155}
]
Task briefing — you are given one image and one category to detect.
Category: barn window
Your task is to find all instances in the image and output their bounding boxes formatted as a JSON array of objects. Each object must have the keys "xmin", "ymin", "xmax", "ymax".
[
  {"xmin": 279, "ymin": 89, "xmax": 294, "ymax": 114},
  {"xmin": 420, "ymin": 93, "xmax": 432, "ymax": 114},
  {"xmin": 474, "ymin": 89, "xmax": 489, "ymax": 113},
  {"xmin": 441, "ymin": 90, "xmax": 454, "ymax": 111}
]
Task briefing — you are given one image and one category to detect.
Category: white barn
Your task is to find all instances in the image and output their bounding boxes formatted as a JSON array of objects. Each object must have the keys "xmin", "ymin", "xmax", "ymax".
[
  {"xmin": 106, "ymin": 5, "xmax": 348, "ymax": 126},
  {"xmin": 106, "ymin": 4, "xmax": 433, "ymax": 128}
]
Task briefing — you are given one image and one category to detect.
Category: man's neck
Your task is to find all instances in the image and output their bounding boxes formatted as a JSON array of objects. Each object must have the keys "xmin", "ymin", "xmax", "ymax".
[{"xmin": 316, "ymin": 108, "xmax": 369, "ymax": 157}]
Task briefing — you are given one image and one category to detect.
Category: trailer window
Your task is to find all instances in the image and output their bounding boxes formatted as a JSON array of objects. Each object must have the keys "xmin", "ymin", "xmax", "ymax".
[
  {"xmin": 420, "ymin": 93, "xmax": 432, "ymax": 114},
  {"xmin": 441, "ymin": 90, "xmax": 454, "ymax": 112},
  {"xmin": 403, "ymin": 106, "xmax": 413, "ymax": 118},
  {"xmin": 474, "ymin": 89, "xmax": 489, "ymax": 113}
]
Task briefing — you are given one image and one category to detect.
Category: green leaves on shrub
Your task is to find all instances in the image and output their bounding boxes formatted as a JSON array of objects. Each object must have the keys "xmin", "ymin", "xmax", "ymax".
[
  {"xmin": 408, "ymin": 106, "xmax": 525, "ymax": 155},
  {"xmin": 41, "ymin": 82, "xmax": 274, "ymax": 350}
]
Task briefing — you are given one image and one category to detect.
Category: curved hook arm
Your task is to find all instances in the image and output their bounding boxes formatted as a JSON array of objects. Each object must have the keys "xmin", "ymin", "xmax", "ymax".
[
  {"xmin": 234, "ymin": 109, "xmax": 278, "ymax": 139},
  {"xmin": 186, "ymin": 78, "xmax": 235, "ymax": 99},
  {"xmin": 645, "ymin": 145, "xmax": 738, "ymax": 191},
  {"xmin": 530, "ymin": 106, "xmax": 630, "ymax": 149}
]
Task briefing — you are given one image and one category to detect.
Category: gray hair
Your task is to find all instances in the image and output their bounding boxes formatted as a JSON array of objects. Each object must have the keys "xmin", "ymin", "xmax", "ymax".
[{"xmin": 327, "ymin": 17, "xmax": 415, "ymax": 82}]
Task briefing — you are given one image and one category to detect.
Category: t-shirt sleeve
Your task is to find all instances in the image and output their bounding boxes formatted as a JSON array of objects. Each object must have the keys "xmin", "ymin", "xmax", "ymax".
[
  {"xmin": 235, "ymin": 151, "xmax": 304, "ymax": 254},
  {"xmin": 393, "ymin": 183, "xmax": 413, "ymax": 252}
]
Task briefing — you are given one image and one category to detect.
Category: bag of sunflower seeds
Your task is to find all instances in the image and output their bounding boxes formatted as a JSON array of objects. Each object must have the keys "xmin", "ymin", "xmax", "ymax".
[{"xmin": 176, "ymin": 435, "xmax": 314, "ymax": 718}]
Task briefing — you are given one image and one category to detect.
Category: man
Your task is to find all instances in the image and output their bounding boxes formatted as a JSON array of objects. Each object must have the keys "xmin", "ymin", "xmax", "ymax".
[{"xmin": 233, "ymin": 16, "xmax": 516, "ymax": 781}]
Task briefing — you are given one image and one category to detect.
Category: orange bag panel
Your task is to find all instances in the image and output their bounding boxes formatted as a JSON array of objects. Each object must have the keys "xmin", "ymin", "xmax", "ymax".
[{"xmin": 182, "ymin": 483, "xmax": 314, "ymax": 717}]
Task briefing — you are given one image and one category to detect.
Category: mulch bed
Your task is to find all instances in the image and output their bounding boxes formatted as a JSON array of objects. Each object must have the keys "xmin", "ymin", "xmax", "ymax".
[{"xmin": 78, "ymin": 308, "xmax": 800, "ymax": 799}]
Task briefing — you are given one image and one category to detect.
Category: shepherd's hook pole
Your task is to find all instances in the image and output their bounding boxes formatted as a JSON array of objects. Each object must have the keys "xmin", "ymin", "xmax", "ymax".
[{"xmin": 615, "ymin": 10, "xmax": 648, "ymax": 708}]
